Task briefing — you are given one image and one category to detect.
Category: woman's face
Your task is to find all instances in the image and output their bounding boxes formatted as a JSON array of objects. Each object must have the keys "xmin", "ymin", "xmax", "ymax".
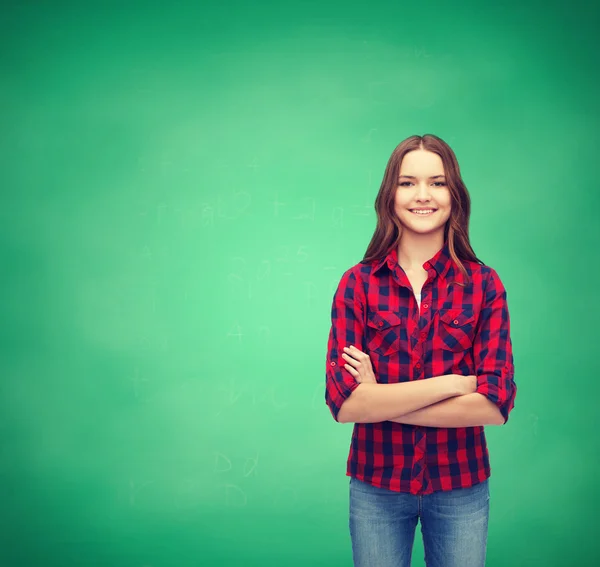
[{"xmin": 393, "ymin": 149, "xmax": 452, "ymax": 237}]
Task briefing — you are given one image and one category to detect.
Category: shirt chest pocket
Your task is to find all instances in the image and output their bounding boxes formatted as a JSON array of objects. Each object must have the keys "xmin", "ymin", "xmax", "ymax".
[
  {"xmin": 435, "ymin": 308, "xmax": 476, "ymax": 352},
  {"xmin": 366, "ymin": 310, "xmax": 403, "ymax": 357}
]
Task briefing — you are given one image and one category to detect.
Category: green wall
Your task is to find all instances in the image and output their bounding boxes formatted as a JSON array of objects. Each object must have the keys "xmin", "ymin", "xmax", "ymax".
[{"xmin": 2, "ymin": 0, "xmax": 599, "ymax": 565}]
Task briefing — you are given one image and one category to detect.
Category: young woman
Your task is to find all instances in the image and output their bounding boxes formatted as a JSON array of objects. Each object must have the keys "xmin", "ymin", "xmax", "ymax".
[{"xmin": 324, "ymin": 134, "xmax": 517, "ymax": 567}]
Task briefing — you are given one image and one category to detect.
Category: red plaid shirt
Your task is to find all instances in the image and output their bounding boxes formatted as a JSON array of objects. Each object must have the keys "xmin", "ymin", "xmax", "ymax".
[{"xmin": 325, "ymin": 242, "xmax": 516, "ymax": 495}]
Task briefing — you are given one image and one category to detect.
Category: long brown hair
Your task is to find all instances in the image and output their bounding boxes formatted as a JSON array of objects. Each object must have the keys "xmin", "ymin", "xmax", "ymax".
[{"xmin": 362, "ymin": 134, "xmax": 484, "ymax": 285}]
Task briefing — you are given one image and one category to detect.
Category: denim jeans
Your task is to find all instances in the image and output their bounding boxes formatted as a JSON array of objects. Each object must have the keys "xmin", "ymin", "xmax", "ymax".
[{"xmin": 349, "ymin": 477, "xmax": 490, "ymax": 567}]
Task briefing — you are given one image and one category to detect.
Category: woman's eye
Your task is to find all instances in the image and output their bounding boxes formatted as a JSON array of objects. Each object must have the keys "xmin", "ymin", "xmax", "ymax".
[{"xmin": 398, "ymin": 181, "xmax": 446, "ymax": 187}]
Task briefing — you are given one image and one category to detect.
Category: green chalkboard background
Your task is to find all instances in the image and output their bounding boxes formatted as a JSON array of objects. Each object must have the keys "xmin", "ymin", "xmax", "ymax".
[{"xmin": 2, "ymin": 0, "xmax": 599, "ymax": 565}]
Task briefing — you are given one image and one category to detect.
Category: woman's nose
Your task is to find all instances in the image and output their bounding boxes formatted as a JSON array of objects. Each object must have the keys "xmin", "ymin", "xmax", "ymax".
[{"xmin": 415, "ymin": 183, "xmax": 431, "ymax": 198}]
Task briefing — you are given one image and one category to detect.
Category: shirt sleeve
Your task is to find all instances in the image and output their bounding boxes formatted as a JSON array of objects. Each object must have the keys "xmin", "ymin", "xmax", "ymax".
[
  {"xmin": 473, "ymin": 267, "xmax": 517, "ymax": 424},
  {"xmin": 324, "ymin": 268, "xmax": 366, "ymax": 422}
]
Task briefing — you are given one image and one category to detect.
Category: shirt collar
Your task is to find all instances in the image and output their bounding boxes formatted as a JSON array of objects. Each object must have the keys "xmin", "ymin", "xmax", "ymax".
[{"xmin": 372, "ymin": 241, "xmax": 454, "ymax": 280}]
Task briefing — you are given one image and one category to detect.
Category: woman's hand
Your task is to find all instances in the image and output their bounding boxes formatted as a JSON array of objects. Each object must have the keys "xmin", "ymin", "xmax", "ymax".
[
  {"xmin": 455, "ymin": 374, "xmax": 478, "ymax": 395},
  {"xmin": 341, "ymin": 345, "xmax": 377, "ymax": 384}
]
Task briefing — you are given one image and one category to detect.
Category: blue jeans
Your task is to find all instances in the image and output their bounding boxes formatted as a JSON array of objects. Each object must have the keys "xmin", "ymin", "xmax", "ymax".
[{"xmin": 349, "ymin": 477, "xmax": 490, "ymax": 567}]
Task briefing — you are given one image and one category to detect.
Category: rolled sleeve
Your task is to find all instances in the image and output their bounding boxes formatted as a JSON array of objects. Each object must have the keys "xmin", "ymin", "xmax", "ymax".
[
  {"xmin": 325, "ymin": 268, "xmax": 365, "ymax": 422},
  {"xmin": 473, "ymin": 268, "xmax": 517, "ymax": 424}
]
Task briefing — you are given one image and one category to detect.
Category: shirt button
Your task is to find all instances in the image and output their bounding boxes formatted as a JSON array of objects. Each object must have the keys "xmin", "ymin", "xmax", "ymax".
[
  {"xmin": 453, "ymin": 319, "xmax": 459, "ymax": 325},
  {"xmin": 420, "ymin": 332, "xmax": 426, "ymax": 340},
  {"xmin": 423, "ymin": 303, "xmax": 429, "ymax": 309},
  {"xmin": 416, "ymin": 362, "xmax": 421, "ymax": 368},
  {"xmin": 330, "ymin": 361, "xmax": 336, "ymax": 366},
  {"xmin": 379, "ymin": 321, "xmax": 383, "ymax": 327}
]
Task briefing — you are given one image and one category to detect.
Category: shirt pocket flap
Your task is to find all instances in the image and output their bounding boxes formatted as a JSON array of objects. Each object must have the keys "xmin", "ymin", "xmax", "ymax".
[
  {"xmin": 438, "ymin": 308, "xmax": 475, "ymax": 327},
  {"xmin": 366, "ymin": 310, "xmax": 402, "ymax": 330}
]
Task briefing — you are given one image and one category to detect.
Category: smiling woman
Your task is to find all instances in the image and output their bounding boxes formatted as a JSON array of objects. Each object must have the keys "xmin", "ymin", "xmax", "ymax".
[{"xmin": 324, "ymin": 133, "xmax": 516, "ymax": 567}]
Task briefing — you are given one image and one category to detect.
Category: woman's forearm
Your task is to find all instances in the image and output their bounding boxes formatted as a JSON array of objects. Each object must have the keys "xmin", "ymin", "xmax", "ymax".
[
  {"xmin": 338, "ymin": 374, "xmax": 461, "ymax": 423},
  {"xmin": 387, "ymin": 393, "xmax": 503, "ymax": 427}
]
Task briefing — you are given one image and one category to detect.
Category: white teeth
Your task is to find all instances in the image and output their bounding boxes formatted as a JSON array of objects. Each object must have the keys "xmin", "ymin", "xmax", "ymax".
[{"xmin": 411, "ymin": 209, "xmax": 434, "ymax": 214}]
